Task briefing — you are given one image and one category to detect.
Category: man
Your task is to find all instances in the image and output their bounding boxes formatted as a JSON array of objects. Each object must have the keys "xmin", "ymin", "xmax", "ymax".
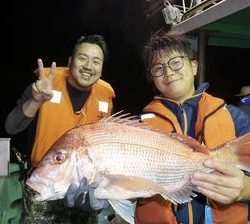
[
  {"xmin": 134, "ymin": 31, "xmax": 250, "ymax": 224},
  {"xmin": 5, "ymin": 34, "xmax": 115, "ymax": 223}
]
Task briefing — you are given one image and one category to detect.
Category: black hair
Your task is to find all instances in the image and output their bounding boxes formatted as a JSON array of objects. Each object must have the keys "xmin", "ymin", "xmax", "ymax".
[
  {"xmin": 72, "ymin": 34, "xmax": 109, "ymax": 64},
  {"xmin": 142, "ymin": 30, "xmax": 197, "ymax": 69}
]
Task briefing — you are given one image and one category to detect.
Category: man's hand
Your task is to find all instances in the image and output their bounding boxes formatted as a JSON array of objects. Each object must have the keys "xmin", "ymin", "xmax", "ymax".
[
  {"xmin": 32, "ymin": 59, "xmax": 56, "ymax": 102},
  {"xmin": 64, "ymin": 177, "xmax": 110, "ymax": 212},
  {"xmin": 191, "ymin": 159, "xmax": 250, "ymax": 204}
]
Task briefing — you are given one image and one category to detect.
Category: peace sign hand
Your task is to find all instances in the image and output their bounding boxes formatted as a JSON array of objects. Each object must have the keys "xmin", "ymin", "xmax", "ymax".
[{"xmin": 32, "ymin": 58, "xmax": 56, "ymax": 102}]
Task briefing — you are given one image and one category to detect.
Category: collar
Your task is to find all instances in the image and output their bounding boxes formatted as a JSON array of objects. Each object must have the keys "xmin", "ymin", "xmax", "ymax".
[{"xmin": 155, "ymin": 82, "xmax": 210, "ymax": 111}]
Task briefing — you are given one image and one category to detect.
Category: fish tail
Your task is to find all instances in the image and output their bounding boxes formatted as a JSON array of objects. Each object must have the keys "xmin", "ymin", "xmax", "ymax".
[{"xmin": 212, "ymin": 133, "xmax": 250, "ymax": 172}]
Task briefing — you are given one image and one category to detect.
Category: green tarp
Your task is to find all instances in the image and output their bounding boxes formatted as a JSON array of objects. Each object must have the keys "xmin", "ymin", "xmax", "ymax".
[{"xmin": 0, "ymin": 163, "xmax": 24, "ymax": 224}]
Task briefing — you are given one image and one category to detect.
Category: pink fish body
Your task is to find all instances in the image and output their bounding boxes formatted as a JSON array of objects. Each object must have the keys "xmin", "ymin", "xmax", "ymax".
[{"xmin": 26, "ymin": 114, "xmax": 250, "ymax": 223}]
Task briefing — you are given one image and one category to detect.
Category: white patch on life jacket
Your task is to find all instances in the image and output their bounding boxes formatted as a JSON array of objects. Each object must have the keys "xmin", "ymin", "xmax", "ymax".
[
  {"xmin": 99, "ymin": 101, "xmax": 108, "ymax": 113},
  {"xmin": 49, "ymin": 90, "xmax": 62, "ymax": 104},
  {"xmin": 141, "ymin": 113, "xmax": 155, "ymax": 121}
]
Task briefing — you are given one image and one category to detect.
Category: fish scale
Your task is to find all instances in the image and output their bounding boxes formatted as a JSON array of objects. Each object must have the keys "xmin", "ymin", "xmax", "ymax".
[{"xmin": 87, "ymin": 139, "xmax": 205, "ymax": 188}]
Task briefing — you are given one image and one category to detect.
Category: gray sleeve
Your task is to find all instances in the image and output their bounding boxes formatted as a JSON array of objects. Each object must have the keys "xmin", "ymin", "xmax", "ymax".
[{"xmin": 5, "ymin": 84, "xmax": 36, "ymax": 135}]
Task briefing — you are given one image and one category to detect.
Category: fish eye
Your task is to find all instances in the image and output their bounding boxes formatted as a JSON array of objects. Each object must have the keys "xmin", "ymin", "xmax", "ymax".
[{"xmin": 53, "ymin": 149, "xmax": 67, "ymax": 164}]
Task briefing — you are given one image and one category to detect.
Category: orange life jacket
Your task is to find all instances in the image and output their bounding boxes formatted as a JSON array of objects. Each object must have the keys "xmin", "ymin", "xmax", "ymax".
[
  {"xmin": 31, "ymin": 67, "xmax": 115, "ymax": 167},
  {"xmin": 135, "ymin": 92, "xmax": 248, "ymax": 224}
]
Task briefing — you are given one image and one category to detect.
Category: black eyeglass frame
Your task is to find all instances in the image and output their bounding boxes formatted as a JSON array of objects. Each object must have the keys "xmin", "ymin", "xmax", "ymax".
[{"xmin": 148, "ymin": 56, "xmax": 190, "ymax": 78}]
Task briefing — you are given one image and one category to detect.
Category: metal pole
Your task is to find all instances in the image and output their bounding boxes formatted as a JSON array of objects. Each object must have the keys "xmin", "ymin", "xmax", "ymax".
[{"xmin": 197, "ymin": 30, "xmax": 207, "ymax": 85}]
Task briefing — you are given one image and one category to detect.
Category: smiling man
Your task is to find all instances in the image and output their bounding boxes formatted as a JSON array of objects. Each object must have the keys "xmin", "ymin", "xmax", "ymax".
[
  {"xmin": 5, "ymin": 34, "xmax": 115, "ymax": 223},
  {"xmin": 135, "ymin": 31, "xmax": 250, "ymax": 224}
]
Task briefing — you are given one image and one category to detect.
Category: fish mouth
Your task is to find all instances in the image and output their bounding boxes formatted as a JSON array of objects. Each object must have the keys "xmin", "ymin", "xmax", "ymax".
[
  {"xmin": 26, "ymin": 178, "xmax": 50, "ymax": 197},
  {"xmin": 27, "ymin": 182, "xmax": 63, "ymax": 201},
  {"xmin": 26, "ymin": 180, "xmax": 42, "ymax": 195},
  {"xmin": 27, "ymin": 184, "xmax": 41, "ymax": 196},
  {"xmin": 26, "ymin": 183, "xmax": 45, "ymax": 200},
  {"xmin": 26, "ymin": 178, "xmax": 66, "ymax": 201}
]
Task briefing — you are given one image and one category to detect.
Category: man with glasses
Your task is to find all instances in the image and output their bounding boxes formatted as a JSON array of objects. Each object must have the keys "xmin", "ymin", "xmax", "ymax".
[{"xmin": 135, "ymin": 31, "xmax": 250, "ymax": 224}]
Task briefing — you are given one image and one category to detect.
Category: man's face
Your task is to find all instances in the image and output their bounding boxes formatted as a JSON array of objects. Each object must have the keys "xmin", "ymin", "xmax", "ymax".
[
  {"xmin": 150, "ymin": 50, "xmax": 197, "ymax": 103},
  {"xmin": 68, "ymin": 43, "xmax": 104, "ymax": 90}
]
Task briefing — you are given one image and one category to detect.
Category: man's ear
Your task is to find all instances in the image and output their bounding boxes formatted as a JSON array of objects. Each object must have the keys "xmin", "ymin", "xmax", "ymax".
[
  {"xmin": 191, "ymin": 60, "xmax": 198, "ymax": 76},
  {"xmin": 68, "ymin": 56, "xmax": 72, "ymax": 67}
]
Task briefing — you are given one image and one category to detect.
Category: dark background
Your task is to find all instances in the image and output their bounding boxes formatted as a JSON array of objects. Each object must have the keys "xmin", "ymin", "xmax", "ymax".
[{"xmin": 2, "ymin": 0, "xmax": 250, "ymax": 150}]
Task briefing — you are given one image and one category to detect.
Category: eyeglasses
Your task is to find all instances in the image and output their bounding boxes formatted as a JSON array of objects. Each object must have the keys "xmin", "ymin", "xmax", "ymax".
[{"xmin": 149, "ymin": 56, "xmax": 189, "ymax": 77}]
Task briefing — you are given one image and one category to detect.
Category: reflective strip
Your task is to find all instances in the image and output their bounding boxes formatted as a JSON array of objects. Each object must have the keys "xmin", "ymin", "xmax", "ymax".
[
  {"xmin": 182, "ymin": 109, "xmax": 188, "ymax": 135},
  {"xmin": 49, "ymin": 90, "xmax": 62, "ymax": 104},
  {"xmin": 188, "ymin": 201, "xmax": 193, "ymax": 224},
  {"xmin": 99, "ymin": 101, "xmax": 109, "ymax": 113},
  {"xmin": 205, "ymin": 204, "xmax": 213, "ymax": 224},
  {"xmin": 140, "ymin": 113, "xmax": 155, "ymax": 120}
]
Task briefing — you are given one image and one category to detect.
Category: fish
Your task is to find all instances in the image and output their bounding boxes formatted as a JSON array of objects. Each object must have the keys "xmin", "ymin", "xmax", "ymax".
[{"xmin": 26, "ymin": 112, "xmax": 250, "ymax": 224}]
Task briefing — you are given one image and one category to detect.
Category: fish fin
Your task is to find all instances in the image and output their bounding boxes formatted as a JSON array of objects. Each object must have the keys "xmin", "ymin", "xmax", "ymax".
[
  {"xmin": 213, "ymin": 132, "xmax": 250, "ymax": 172},
  {"xmin": 99, "ymin": 111, "xmax": 139, "ymax": 124},
  {"xmin": 108, "ymin": 199, "xmax": 136, "ymax": 224},
  {"xmin": 95, "ymin": 174, "xmax": 197, "ymax": 210},
  {"xmin": 169, "ymin": 132, "xmax": 209, "ymax": 154},
  {"xmin": 98, "ymin": 111, "xmax": 167, "ymax": 132},
  {"xmin": 94, "ymin": 174, "xmax": 177, "ymax": 203},
  {"xmin": 167, "ymin": 186, "xmax": 197, "ymax": 204}
]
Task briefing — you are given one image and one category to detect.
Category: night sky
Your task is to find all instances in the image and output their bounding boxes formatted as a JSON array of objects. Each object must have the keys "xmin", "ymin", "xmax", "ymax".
[{"xmin": 2, "ymin": 0, "xmax": 250, "ymax": 150}]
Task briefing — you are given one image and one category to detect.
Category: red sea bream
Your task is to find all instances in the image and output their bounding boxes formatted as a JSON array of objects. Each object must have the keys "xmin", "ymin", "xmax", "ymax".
[{"xmin": 26, "ymin": 113, "xmax": 250, "ymax": 224}]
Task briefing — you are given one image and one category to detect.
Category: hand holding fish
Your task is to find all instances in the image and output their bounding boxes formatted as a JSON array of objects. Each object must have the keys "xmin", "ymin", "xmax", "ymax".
[
  {"xmin": 32, "ymin": 58, "xmax": 56, "ymax": 102},
  {"xmin": 64, "ymin": 177, "xmax": 110, "ymax": 211},
  {"xmin": 191, "ymin": 159, "xmax": 250, "ymax": 204}
]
